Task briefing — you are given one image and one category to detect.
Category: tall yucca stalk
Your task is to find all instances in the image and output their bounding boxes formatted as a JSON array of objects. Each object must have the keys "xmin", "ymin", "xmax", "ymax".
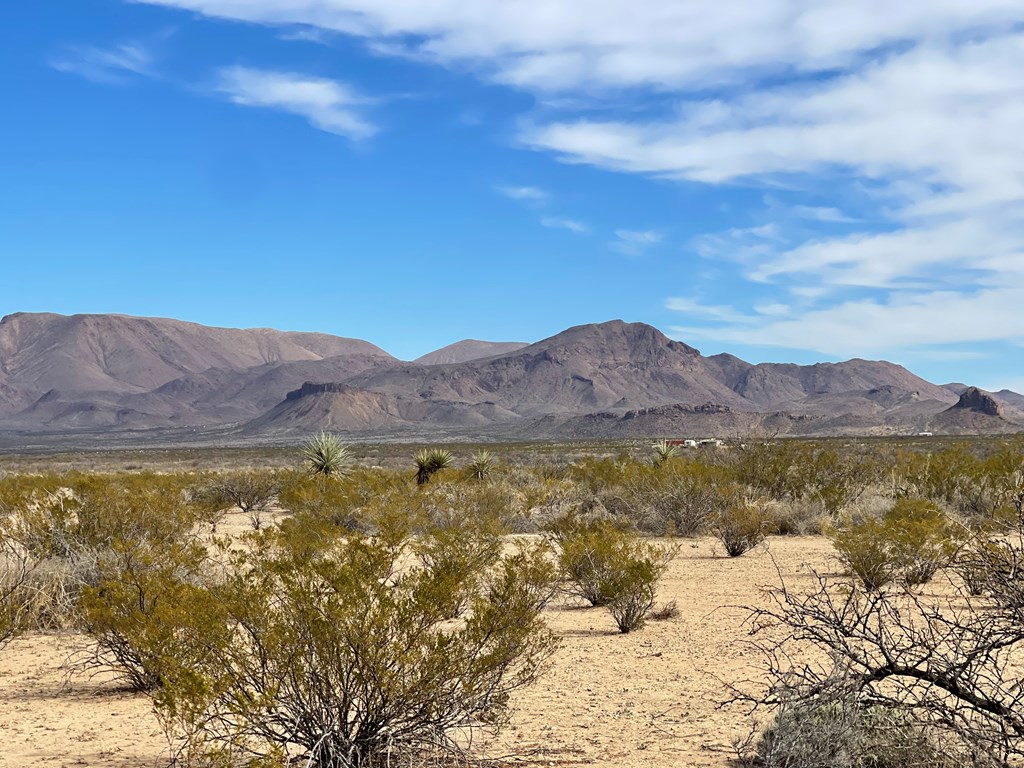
[{"xmin": 302, "ymin": 432, "xmax": 352, "ymax": 479}]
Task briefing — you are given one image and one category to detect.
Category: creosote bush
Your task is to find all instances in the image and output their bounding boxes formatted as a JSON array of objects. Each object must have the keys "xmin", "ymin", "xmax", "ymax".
[
  {"xmin": 830, "ymin": 498, "xmax": 961, "ymax": 590},
  {"xmin": 78, "ymin": 537, "xmax": 211, "ymax": 691},
  {"xmin": 715, "ymin": 498, "xmax": 775, "ymax": 557},
  {"xmin": 550, "ymin": 515, "xmax": 674, "ymax": 632},
  {"xmin": 193, "ymin": 469, "xmax": 284, "ymax": 530},
  {"xmin": 149, "ymin": 523, "xmax": 559, "ymax": 768},
  {"xmin": 413, "ymin": 521, "xmax": 503, "ymax": 619}
]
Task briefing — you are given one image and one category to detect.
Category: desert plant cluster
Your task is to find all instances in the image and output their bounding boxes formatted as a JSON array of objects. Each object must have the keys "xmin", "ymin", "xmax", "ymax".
[{"xmin": 1, "ymin": 435, "xmax": 1024, "ymax": 767}]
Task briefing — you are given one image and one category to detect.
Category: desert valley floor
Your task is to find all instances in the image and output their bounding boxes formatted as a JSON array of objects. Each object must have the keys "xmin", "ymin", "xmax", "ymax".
[{"xmin": 0, "ymin": 526, "xmax": 839, "ymax": 768}]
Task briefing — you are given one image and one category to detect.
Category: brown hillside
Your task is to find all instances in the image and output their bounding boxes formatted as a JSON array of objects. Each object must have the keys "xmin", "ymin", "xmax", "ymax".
[
  {"xmin": 414, "ymin": 340, "xmax": 528, "ymax": 365},
  {"xmin": 0, "ymin": 312, "xmax": 392, "ymax": 405}
]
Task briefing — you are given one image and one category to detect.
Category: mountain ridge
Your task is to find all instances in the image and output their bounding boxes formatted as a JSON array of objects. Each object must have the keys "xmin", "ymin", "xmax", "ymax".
[{"xmin": 0, "ymin": 312, "xmax": 1019, "ymax": 440}]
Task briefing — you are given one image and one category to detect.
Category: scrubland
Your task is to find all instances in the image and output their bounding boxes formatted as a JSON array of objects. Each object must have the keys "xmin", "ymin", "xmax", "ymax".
[{"xmin": 1, "ymin": 436, "xmax": 1024, "ymax": 767}]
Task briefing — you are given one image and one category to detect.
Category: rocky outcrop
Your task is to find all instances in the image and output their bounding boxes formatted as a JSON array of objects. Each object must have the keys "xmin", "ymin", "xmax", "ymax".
[{"xmin": 951, "ymin": 387, "xmax": 1004, "ymax": 417}]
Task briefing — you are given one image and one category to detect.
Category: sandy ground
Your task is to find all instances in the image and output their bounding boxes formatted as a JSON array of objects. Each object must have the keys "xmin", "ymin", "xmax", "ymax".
[{"xmin": 0, "ymin": 535, "xmax": 838, "ymax": 768}]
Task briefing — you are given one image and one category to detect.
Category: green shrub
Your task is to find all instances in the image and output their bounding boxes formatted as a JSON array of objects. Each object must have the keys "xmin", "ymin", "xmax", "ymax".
[
  {"xmin": 78, "ymin": 537, "xmax": 211, "ymax": 691},
  {"xmin": 606, "ymin": 555, "xmax": 667, "ymax": 633},
  {"xmin": 831, "ymin": 499, "xmax": 961, "ymax": 590},
  {"xmin": 623, "ymin": 461, "xmax": 739, "ymax": 536},
  {"xmin": 830, "ymin": 516, "xmax": 896, "ymax": 590},
  {"xmin": 154, "ymin": 526, "xmax": 558, "ymax": 768},
  {"xmin": 551, "ymin": 516, "xmax": 674, "ymax": 631},
  {"xmin": 413, "ymin": 523, "xmax": 503, "ymax": 619},
  {"xmin": 549, "ymin": 516, "xmax": 631, "ymax": 607},
  {"xmin": 715, "ymin": 499, "xmax": 775, "ymax": 557}
]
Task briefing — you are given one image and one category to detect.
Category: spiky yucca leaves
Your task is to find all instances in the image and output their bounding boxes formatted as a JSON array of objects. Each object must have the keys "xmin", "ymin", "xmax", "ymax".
[
  {"xmin": 302, "ymin": 432, "xmax": 352, "ymax": 480},
  {"xmin": 651, "ymin": 440, "xmax": 680, "ymax": 467},
  {"xmin": 415, "ymin": 448, "xmax": 454, "ymax": 485},
  {"xmin": 468, "ymin": 450, "xmax": 494, "ymax": 481}
]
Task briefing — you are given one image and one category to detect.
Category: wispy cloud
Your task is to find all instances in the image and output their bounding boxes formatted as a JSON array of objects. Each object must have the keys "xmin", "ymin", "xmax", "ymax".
[
  {"xmin": 215, "ymin": 67, "xmax": 376, "ymax": 139},
  {"xmin": 541, "ymin": 216, "xmax": 589, "ymax": 234},
  {"xmin": 278, "ymin": 27, "xmax": 337, "ymax": 45},
  {"xmin": 789, "ymin": 205, "xmax": 859, "ymax": 224},
  {"xmin": 496, "ymin": 185, "xmax": 548, "ymax": 202},
  {"xmin": 131, "ymin": 1, "xmax": 1024, "ymax": 94},
  {"xmin": 50, "ymin": 42, "xmax": 154, "ymax": 84},
  {"xmin": 668, "ymin": 285, "xmax": 1024, "ymax": 358},
  {"xmin": 129, "ymin": 0, "xmax": 1024, "ymax": 358},
  {"xmin": 611, "ymin": 229, "xmax": 663, "ymax": 256}
]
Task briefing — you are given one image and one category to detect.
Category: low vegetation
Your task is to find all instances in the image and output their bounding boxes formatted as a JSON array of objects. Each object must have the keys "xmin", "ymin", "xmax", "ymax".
[{"xmin": 1, "ymin": 435, "xmax": 1023, "ymax": 766}]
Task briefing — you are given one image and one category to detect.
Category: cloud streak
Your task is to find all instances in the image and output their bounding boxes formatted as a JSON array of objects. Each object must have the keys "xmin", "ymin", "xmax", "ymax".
[
  {"xmin": 215, "ymin": 66, "xmax": 376, "ymax": 139},
  {"xmin": 50, "ymin": 42, "xmax": 154, "ymax": 84},
  {"xmin": 541, "ymin": 216, "xmax": 589, "ymax": 234},
  {"xmin": 497, "ymin": 185, "xmax": 548, "ymax": 202},
  {"xmin": 611, "ymin": 229, "xmax": 663, "ymax": 256}
]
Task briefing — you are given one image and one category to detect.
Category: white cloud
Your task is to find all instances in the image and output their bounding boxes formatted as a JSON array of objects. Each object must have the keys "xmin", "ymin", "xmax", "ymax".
[
  {"xmin": 215, "ymin": 66, "xmax": 376, "ymax": 139},
  {"xmin": 131, "ymin": 1, "xmax": 1024, "ymax": 93},
  {"xmin": 497, "ymin": 185, "xmax": 548, "ymax": 202},
  {"xmin": 611, "ymin": 229, "xmax": 663, "ymax": 256},
  {"xmin": 789, "ymin": 205, "xmax": 858, "ymax": 224},
  {"xmin": 50, "ymin": 42, "xmax": 153, "ymax": 83},
  {"xmin": 541, "ymin": 216, "xmax": 589, "ymax": 234},
  {"xmin": 132, "ymin": 0, "xmax": 1024, "ymax": 357},
  {"xmin": 669, "ymin": 286, "xmax": 1024, "ymax": 358}
]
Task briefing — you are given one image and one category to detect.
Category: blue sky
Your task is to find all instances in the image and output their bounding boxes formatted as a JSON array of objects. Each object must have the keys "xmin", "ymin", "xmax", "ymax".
[{"xmin": 2, "ymin": 2, "xmax": 1023, "ymax": 391}]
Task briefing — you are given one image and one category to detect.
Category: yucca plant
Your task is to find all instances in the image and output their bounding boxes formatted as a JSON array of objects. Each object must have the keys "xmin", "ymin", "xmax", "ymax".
[
  {"xmin": 467, "ymin": 450, "xmax": 494, "ymax": 481},
  {"xmin": 651, "ymin": 439, "xmax": 680, "ymax": 467},
  {"xmin": 302, "ymin": 432, "xmax": 352, "ymax": 479},
  {"xmin": 415, "ymin": 448, "xmax": 454, "ymax": 485}
]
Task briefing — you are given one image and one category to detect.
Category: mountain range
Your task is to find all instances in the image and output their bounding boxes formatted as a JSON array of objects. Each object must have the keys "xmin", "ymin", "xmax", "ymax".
[{"xmin": 0, "ymin": 312, "xmax": 1020, "ymax": 442}]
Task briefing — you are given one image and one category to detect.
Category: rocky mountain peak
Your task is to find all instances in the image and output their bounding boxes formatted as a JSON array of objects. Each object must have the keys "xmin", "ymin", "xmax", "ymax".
[{"xmin": 952, "ymin": 387, "xmax": 1004, "ymax": 417}]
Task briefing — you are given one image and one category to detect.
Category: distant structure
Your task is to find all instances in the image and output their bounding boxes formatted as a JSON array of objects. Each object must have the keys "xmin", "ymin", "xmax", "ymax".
[{"xmin": 665, "ymin": 438, "xmax": 721, "ymax": 448}]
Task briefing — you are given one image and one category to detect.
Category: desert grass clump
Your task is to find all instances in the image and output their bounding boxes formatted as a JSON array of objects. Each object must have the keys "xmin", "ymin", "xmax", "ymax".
[
  {"xmin": 715, "ymin": 498, "xmax": 775, "ymax": 557},
  {"xmin": 648, "ymin": 600, "xmax": 679, "ymax": 621},
  {"xmin": 415, "ymin": 448, "xmax": 455, "ymax": 485},
  {"xmin": 302, "ymin": 431, "xmax": 353, "ymax": 479},
  {"xmin": 757, "ymin": 688, "xmax": 964, "ymax": 768}
]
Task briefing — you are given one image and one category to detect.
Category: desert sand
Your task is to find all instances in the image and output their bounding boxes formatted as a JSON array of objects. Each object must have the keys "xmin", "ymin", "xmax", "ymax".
[{"xmin": 0, "ymin": 534, "xmax": 838, "ymax": 768}]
